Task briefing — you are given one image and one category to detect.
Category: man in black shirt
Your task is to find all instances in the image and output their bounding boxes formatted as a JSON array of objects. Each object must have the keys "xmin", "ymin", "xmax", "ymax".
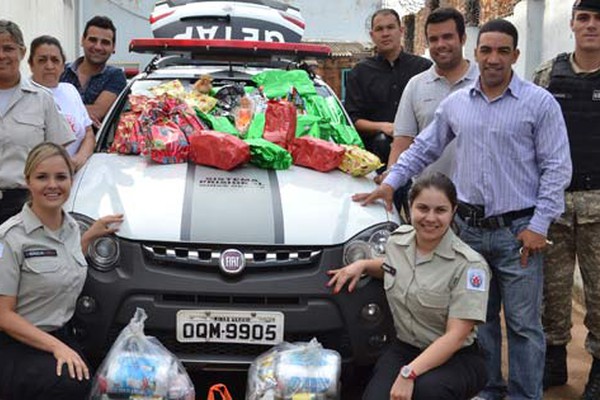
[{"xmin": 345, "ymin": 9, "xmax": 432, "ymax": 170}]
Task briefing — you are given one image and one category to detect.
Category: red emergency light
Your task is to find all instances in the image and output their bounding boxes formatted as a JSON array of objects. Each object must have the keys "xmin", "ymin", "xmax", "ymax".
[{"xmin": 129, "ymin": 38, "xmax": 331, "ymax": 59}]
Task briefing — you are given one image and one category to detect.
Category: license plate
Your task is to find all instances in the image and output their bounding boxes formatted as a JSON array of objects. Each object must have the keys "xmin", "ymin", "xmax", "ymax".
[{"xmin": 176, "ymin": 309, "xmax": 284, "ymax": 345}]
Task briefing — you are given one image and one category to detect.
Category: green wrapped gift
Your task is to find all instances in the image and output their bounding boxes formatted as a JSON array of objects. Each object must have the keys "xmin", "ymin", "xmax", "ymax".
[
  {"xmin": 252, "ymin": 70, "xmax": 317, "ymax": 99},
  {"xmin": 304, "ymin": 95, "xmax": 363, "ymax": 147},
  {"xmin": 296, "ymin": 114, "xmax": 323, "ymax": 139},
  {"xmin": 195, "ymin": 109, "xmax": 239, "ymax": 136},
  {"xmin": 245, "ymin": 138, "xmax": 292, "ymax": 170},
  {"xmin": 246, "ymin": 113, "xmax": 266, "ymax": 139}
]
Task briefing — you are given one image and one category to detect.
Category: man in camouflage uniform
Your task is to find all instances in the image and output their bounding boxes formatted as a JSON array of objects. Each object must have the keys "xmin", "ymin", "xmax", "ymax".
[{"xmin": 533, "ymin": 0, "xmax": 600, "ymax": 397}]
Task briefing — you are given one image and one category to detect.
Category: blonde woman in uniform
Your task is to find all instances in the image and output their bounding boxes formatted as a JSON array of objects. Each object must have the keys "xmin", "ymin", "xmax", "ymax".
[
  {"xmin": 328, "ymin": 173, "xmax": 490, "ymax": 400},
  {"xmin": 0, "ymin": 142, "xmax": 123, "ymax": 400}
]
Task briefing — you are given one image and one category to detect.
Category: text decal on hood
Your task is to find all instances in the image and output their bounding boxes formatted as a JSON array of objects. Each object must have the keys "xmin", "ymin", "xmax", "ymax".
[{"xmin": 180, "ymin": 165, "xmax": 284, "ymax": 244}]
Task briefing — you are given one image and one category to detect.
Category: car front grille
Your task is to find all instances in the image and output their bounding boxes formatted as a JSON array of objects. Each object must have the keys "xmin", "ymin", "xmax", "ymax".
[{"xmin": 141, "ymin": 243, "xmax": 323, "ymax": 272}]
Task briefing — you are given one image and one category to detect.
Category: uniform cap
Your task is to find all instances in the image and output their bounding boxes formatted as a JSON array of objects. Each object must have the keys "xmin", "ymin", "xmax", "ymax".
[{"xmin": 573, "ymin": 0, "xmax": 600, "ymax": 12}]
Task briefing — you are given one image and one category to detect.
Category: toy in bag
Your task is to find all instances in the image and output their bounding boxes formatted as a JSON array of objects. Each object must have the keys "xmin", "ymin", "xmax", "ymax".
[
  {"xmin": 233, "ymin": 96, "xmax": 255, "ymax": 137},
  {"xmin": 110, "ymin": 112, "xmax": 146, "ymax": 155},
  {"xmin": 189, "ymin": 131, "xmax": 250, "ymax": 171},
  {"xmin": 263, "ymin": 100, "xmax": 297, "ymax": 150},
  {"xmin": 290, "ymin": 137, "xmax": 345, "ymax": 173},
  {"xmin": 207, "ymin": 383, "xmax": 233, "ymax": 400},
  {"xmin": 246, "ymin": 339, "xmax": 341, "ymax": 400},
  {"xmin": 89, "ymin": 308, "xmax": 195, "ymax": 400},
  {"xmin": 338, "ymin": 145, "xmax": 383, "ymax": 177},
  {"xmin": 148, "ymin": 121, "xmax": 190, "ymax": 164}
]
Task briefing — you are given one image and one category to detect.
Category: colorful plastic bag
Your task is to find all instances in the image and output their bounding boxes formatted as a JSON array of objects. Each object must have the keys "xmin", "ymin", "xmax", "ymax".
[
  {"xmin": 148, "ymin": 121, "xmax": 190, "ymax": 164},
  {"xmin": 338, "ymin": 145, "xmax": 383, "ymax": 177},
  {"xmin": 196, "ymin": 109, "xmax": 239, "ymax": 136},
  {"xmin": 245, "ymin": 138, "xmax": 292, "ymax": 170},
  {"xmin": 110, "ymin": 112, "xmax": 146, "ymax": 155},
  {"xmin": 189, "ymin": 131, "xmax": 250, "ymax": 171},
  {"xmin": 290, "ymin": 137, "xmax": 345, "ymax": 172},
  {"xmin": 150, "ymin": 79, "xmax": 187, "ymax": 98},
  {"xmin": 89, "ymin": 308, "xmax": 195, "ymax": 400},
  {"xmin": 246, "ymin": 339, "xmax": 341, "ymax": 400},
  {"xmin": 263, "ymin": 100, "xmax": 297, "ymax": 150},
  {"xmin": 252, "ymin": 70, "xmax": 317, "ymax": 99},
  {"xmin": 170, "ymin": 105, "xmax": 208, "ymax": 141}
]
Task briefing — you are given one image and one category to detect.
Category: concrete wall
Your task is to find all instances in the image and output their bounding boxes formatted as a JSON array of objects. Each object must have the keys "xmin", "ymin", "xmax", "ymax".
[{"xmin": 1, "ymin": 0, "xmax": 78, "ymax": 74}]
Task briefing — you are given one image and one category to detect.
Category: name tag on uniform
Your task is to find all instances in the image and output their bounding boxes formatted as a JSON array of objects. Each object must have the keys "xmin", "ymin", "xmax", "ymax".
[
  {"xmin": 382, "ymin": 263, "xmax": 396, "ymax": 276},
  {"xmin": 23, "ymin": 249, "xmax": 58, "ymax": 258},
  {"xmin": 466, "ymin": 268, "xmax": 487, "ymax": 292},
  {"xmin": 593, "ymin": 90, "xmax": 600, "ymax": 102}
]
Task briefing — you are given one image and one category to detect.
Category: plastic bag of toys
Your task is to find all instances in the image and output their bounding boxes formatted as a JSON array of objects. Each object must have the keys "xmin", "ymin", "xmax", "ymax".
[
  {"xmin": 148, "ymin": 121, "xmax": 190, "ymax": 164},
  {"xmin": 89, "ymin": 308, "xmax": 195, "ymax": 400},
  {"xmin": 110, "ymin": 112, "xmax": 146, "ymax": 155},
  {"xmin": 246, "ymin": 339, "xmax": 341, "ymax": 400}
]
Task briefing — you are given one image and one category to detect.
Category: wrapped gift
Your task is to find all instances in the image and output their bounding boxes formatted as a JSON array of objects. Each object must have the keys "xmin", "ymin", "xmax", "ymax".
[
  {"xmin": 128, "ymin": 94, "xmax": 158, "ymax": 114},
  {"xmin": 110, "ymin": 112, "xmax": 146, "ymax": 155},
  {"xmin": 263, "ymin": 100, "xmax": 297, "ymax": 150},
  {"xmin": 184, "ymin": 92, "xmax": 217, "ymax": 114},
  {"xmin": 148, "ymin": 121, "xmax": 189, "ymax": 164},
  {"xmin": 245, "ymin": 138, "xmax": 292, "ymax": 170},
  {"xmin": 290, "ymin": 137, "xmax": 345, "ymax": 172},
  {"xmin": 170, "ymin": 105, "xmax": 208, "ymax": 141},
  {"xmin": 338, "ymin": 145, "xmax": 383, "ymax": 177},
  {"xmin": 233, "ymin": 96, "xmax": 255, "ymax": 137},
  {"xmin": 150, "ymin": 79, "xmax": 186, "ymax": 98},
  {"xmin": 189, "ymin": 131, "xmax": 250, "ymax": 171}
]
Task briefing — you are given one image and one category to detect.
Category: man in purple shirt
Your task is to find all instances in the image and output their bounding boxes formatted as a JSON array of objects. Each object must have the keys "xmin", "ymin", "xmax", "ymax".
[{"xmin": 355, "ymin": 19, "xmax": 572, "ymax": 400}]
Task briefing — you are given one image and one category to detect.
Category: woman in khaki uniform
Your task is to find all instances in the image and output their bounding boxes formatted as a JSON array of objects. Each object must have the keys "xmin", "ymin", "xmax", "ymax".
[
  {"xmin": 328, "ymin": 173, "xmax": 490, "ymax": 400},
  {"xmin": 0, "ymin": 142, "xmax": 123, "ymax": 400}
]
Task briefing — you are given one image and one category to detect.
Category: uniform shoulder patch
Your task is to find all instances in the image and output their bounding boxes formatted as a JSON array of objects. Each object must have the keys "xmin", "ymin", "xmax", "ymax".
[
  {"xmin": 0, "ymin": 216, "xmax": 22, "ymax": 238},
  {"xmin": 466, "ymin": 267, "xmax": 487, "ymax": 292},
  {"xmin": 0, "ymin": 242, "xmax": 4, "ymax": 258}
]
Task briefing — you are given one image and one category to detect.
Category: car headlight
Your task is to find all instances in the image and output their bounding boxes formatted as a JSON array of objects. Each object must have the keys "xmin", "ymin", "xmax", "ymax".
[
  {"xmin": 343, "ymin": 222, "xmax": 398, "ymax": 265},
  {"xmin": 70, "ymin": 213, "xmax": 120, "ymax": 272}
]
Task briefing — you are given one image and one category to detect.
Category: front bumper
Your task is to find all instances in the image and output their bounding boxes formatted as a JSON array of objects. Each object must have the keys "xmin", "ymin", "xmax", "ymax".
[{"xmin": 75, "ymin": 238, "xmax": 394, "ymax": 369}]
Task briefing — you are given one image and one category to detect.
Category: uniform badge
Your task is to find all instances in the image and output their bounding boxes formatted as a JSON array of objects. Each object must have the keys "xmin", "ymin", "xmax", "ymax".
[
  {"xmin": 593, "ymin": 90, "xmax": 600, "ymax": 102},
  {"xmin": 0, "ymin": 242, "xmax": 4, "ymax": 258},
  {"xmin": 466, "ymin": 268, "xmax": 486, "ymax": 292}
]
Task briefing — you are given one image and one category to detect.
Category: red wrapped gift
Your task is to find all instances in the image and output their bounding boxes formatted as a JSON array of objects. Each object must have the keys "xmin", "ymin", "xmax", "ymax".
[
  {"xmin": 290, "ymin": 136, "xmax": 345, "ymax": 172},
  {"xmin": 110, "ymin": 112, "xmax": 146, "ymax": 155},
  {"xmin": 128, "ymin": 94, "xmax": 158, "ymax": 114},
  {"xmin": 148, "ymin": 121, "xmax": 189, "ymax": 164},
  {"xmin": 263, "ymin": 100, "xmax": 297, "ymax": 150},
  {"xmin": 189, "ymin": 131, "xmax": 250, "ymax": 171},
  {"xmin": 170, "ymin": 104, "xmax": 208, "ymax": 141}
]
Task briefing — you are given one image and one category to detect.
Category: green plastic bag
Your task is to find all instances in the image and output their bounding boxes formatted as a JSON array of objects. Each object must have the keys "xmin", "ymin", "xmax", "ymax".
[
  {"xmin": 245, "ymin": 138, "xmax": 292, "ymax": 170},
  {"xmin": 252, "ymin": 70, "xmax": 317, "ymax": 99},
  {"xmin": 304, "ymin": 95, "xmax": 363, "ymax": 147},
  {"xmin": 195, "ymin": 109, "xmax": 239, "ymax": 136}
]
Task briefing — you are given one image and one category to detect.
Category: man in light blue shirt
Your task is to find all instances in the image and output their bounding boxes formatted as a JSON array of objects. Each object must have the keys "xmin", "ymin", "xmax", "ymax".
[{"xmin": 355, "ymin": 19, "xmax": 572, "ymax": 400}]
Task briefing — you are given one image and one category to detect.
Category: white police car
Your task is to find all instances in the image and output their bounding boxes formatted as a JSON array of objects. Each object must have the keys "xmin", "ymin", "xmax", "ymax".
[{"xmin": 67, "ymin": 39, "xmax": 399, "ymax": 370}]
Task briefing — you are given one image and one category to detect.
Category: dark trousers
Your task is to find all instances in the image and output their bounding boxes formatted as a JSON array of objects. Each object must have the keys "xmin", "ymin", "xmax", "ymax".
[
  {"xmin": 0, "ymin": 325, "xmax": 91, "ymax": 400},
  {"xmin": 0, "ymin": 189, "xmax": 29, "ymax": 225},
  {"xmin": 363, "ymin": 338, "xmax": 488, "ymax": 400}
]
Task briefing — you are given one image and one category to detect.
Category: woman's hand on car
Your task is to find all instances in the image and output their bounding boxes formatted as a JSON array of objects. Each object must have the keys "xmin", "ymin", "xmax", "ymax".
[
  {"xmin": 52, "ymin": 341, "xmax": 90, "ymax": 381},
  {"xmin": 326, "ymin": 261, "xmax": 367, "ymax": 294},
  {"xmin": 86, "ymin": 214, "xmax": 124, "ymax": 240}
]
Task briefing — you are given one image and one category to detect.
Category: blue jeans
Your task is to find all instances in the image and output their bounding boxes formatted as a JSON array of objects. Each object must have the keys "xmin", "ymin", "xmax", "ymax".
[{"xmin": 455, "ymin": 215, "xmax": 545, "ymax": 400}]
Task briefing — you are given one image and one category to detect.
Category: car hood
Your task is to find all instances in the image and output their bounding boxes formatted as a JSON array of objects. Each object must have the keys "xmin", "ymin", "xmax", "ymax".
[{"xmin": 67, "ymin": 154, "xmax": 395, "ymax": 245}]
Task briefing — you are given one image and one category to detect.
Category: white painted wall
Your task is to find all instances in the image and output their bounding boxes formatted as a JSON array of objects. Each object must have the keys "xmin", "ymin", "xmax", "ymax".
[{"xmin": 0, "ymin": 0, "xmax": 78, "ymax": 74}]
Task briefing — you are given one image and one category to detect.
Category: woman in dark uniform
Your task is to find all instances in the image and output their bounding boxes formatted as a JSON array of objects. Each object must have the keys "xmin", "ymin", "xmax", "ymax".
[
  {"xmin": 328, "ymin": 173, "xmax": 490, "ymax": 400},
  {"xmin": 0, "ymin": 142, "xmax": 123, "ymax": 400}
]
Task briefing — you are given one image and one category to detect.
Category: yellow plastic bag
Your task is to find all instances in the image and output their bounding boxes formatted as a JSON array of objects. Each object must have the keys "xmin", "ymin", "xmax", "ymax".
[{"xmin": 338, "ymin": 145, "xmax": 383, "ymax": 177}]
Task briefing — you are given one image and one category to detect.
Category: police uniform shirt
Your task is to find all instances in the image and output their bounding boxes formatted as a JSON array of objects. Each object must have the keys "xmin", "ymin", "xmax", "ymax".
[
  {"xmin": 0, "ymin": 204, "xmax": 87, "ymax": 332},
  {"xmin": 383, "ymin": 225, "xmax": 490, "ymax": 349},
  {"xmin": 0, "ymin": 78, "xmax": 74, "ymax": 189}
]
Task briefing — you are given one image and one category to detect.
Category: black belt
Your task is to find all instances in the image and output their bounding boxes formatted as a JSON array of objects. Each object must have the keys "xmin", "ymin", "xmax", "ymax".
[
  {"xmin": 0, "ymin": 188, "xmax": 28, "ymax": 201},
  {"xmin": 457, "ymin": 202, "xmax": 534, "ymax": 229}
]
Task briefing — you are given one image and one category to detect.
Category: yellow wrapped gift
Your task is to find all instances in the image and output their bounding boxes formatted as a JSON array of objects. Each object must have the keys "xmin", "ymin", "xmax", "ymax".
[
  {"xmin": 338, "ymin": 145, "xmax": 383, "ymax": 177},
  {"xmin": 149, "ymin": 79, "xmax": 186, "ymax": 97}
]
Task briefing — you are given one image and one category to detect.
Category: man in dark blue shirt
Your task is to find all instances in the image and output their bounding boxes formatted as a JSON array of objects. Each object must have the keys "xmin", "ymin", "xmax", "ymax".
[{"xmin": 61, "ymin": 15, "xmax": 126, "ymax": 128}]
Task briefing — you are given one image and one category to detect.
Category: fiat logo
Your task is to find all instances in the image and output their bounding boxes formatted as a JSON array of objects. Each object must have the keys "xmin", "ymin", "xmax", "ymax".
[{"xmin": 219, "ymin": 249, "xmax": 246, "ymax": 275}]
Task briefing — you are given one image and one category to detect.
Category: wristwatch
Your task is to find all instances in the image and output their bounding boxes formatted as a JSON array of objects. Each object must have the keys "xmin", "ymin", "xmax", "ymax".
[{"xmin": 400, "ymin": 365, "xmax": 417, "ymax": 380}]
